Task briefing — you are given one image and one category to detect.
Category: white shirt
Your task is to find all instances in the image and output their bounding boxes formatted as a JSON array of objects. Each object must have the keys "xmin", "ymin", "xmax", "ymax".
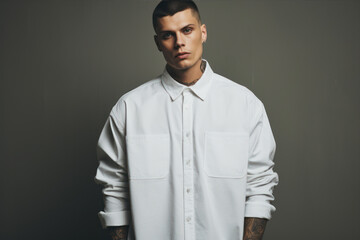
[{"xmin": 95, "ymin": 60, "xmax": 278, "ymax": 240}]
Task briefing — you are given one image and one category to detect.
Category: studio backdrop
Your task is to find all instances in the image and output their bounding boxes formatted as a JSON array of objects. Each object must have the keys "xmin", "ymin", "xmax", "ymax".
[{"xmin": 0, "ymin": 1, "xmax": 359, "ymax": 239}]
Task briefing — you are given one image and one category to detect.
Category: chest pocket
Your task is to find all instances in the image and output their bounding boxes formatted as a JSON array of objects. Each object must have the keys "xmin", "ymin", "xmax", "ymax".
[
  {"xmin": 204, "ymin": 132, "xmax": 249, "ymax": 178},
  {"xmin": 126, "ymin": 134, "xmax": 170, "ymax": 180}
]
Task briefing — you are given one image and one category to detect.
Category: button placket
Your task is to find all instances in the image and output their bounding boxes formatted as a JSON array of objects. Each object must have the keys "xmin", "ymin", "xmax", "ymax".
[{"xmin": 182, "ymin": 89, "xmax": 195, "ymax": 240}]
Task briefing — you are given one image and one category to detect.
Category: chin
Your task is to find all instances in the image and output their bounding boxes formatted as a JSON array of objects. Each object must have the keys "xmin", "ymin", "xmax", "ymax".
[{"xmin": 172, "ymin": 60, "xmax": 197, "ymax": 71}]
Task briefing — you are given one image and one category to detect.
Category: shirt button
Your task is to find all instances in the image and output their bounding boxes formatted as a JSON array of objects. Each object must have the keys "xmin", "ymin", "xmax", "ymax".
[
  {"xmin": 186, "ymin": 160, "xmax": 191, "ymax": 166},
  {"xmin": 186, "ymin": 188, "xmax": 191, "ymax": 193},
  {"xmin": 184, "ymin": 105, "xmax": 189, "ymax": 110},
  {"xmin": 186, "ymin": 216, "xmax": 191, "ymax": 222},
  {"xmin": 186, "ymin": 132, "xmax": 190, "ymax": 138}
]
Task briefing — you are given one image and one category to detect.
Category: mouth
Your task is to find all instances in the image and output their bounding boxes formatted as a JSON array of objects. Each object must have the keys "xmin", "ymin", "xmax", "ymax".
[{"xmin": 175, "ymin": 52, "xmax": 190, "ymax": 59}]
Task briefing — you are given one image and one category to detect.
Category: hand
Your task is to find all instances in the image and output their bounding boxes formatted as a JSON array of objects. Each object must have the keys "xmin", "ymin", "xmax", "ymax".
[
  {"xmin": 107, "ymin": 226, "xmax": 129, "ymax": 240},
  {"xmin": 243, "ymin": 217, "xmax": 268, "ymax": 240}
]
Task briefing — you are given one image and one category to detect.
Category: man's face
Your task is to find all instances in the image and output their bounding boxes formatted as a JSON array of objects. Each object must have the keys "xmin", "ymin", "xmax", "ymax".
[{"xmin": 154, "ymin": 9, "xmax": 207, "ymax": 72}]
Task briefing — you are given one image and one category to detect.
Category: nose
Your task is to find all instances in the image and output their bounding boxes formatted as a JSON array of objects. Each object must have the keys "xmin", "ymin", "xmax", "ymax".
[{"xmin": 174, "ymin": 32, "xmax": 185, "ymax": 49}]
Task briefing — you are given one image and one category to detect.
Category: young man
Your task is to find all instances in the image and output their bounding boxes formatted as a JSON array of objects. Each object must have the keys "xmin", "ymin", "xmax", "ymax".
[{"xmin": 95, "ymin": 1, "xmax": 278, "ymax": 240}]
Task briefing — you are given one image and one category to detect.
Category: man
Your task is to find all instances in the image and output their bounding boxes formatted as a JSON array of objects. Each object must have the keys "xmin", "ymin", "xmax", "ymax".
[{"xmin": 95, "ymin": 1, "xmax": 278, "ymax": 240}]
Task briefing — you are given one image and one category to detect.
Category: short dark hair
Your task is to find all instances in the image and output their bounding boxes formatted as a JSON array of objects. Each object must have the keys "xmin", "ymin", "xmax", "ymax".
[{"xmin": 152, "ymin": 0, "xmax": 201, "ymax": 32}]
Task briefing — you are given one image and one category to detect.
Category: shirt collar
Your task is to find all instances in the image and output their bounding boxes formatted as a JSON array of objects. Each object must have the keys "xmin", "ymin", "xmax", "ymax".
[{"xmin": 161, "ymin": 59, "xmax": 213, "ymax": 101}]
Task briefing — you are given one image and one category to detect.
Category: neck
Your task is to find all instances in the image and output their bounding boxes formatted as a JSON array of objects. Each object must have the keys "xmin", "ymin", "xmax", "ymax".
[{"xmin": 166, "ymin": 59, "xmax": 206, "ymax": 86}]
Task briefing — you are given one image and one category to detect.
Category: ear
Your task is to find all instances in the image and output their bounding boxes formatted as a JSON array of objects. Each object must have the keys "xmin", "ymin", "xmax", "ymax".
[
  {"xmin": 201, "ymin": 24, "xmax": 207, "ymax": 43},
  {"xmin": 154, "ymin": 35, "xmax": 162, "ymax": 52}
]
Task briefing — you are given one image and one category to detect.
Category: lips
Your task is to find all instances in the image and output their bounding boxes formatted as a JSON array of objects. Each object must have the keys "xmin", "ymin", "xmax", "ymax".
[{"xmin": 175, "ymin": 52, "xmax": 190, "ymax": 59}]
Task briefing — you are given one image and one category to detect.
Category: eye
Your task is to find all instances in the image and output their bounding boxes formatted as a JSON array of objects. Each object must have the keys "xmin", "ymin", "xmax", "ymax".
[
  {"xmin": 183, "ymin": 27, "xmax": 193, "ymax": 34},
  {"xmin": 161, "ymin": 32, "xmax": 172, "ymax": 40}
]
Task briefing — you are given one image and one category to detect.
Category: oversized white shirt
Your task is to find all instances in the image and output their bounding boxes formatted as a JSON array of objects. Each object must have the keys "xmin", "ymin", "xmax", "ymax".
[{"xmin": 95, "ymin": 61, "xmax": 278, "ymax": 240}]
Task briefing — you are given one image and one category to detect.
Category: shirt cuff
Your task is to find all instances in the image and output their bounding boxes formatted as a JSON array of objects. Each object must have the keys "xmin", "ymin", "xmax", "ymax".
[
  {"xmin": 244, "ymin": 202, "xmax": 275, "ymax": 220},
  {"xmin": 98, "ymin": 210, "xmax": 130, "ymax": 229}
]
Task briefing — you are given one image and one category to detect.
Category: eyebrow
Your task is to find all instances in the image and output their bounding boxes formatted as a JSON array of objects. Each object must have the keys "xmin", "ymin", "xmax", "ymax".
[{"xmin": 159, "ymin": 24, "xmax": 196, "ymax": 34}]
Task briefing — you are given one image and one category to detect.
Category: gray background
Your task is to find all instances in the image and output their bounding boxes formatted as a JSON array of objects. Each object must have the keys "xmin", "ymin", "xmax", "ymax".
[{"xmin": 1, "ymin": 0, "xmax": 359, "ymax": 239}]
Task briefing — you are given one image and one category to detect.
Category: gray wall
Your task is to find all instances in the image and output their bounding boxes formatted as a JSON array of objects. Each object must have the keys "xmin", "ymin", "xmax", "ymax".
[{"xmin": 1, "ymin": 0, "xmax": 359, "ymax": 239}]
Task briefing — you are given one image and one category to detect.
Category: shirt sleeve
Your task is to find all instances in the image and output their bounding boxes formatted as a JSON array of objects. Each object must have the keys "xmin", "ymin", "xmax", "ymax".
[
  {"xmin": 245, "ymin": 98, "xmax": 279, "ymax": 220},
  {"xmin": 94, "ymin": 99, "xmax": 130, "ymax": 228}
]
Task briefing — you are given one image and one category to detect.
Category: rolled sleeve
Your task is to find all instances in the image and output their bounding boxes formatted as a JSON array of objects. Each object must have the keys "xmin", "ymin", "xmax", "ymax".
[
  {"xmin": 94, "ymin": 99, "xmax": 130, "ymax": 228},
  {"xmin": 245, "ymin": 99, "xmax": 279, "ymax": 220},
  {"xmin": 98, "ymin": 210, "xmax": 130, "ymax": 229}
]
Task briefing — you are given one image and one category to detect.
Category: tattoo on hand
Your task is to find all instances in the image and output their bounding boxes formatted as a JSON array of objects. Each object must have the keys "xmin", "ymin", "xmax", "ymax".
[
  {"xmin": 107, "ymin": 226, "xmax": 128, "ymax": 240},
  {"xmin": 243, "ymin": 217, "xmax": 267, "ymax": 240}
]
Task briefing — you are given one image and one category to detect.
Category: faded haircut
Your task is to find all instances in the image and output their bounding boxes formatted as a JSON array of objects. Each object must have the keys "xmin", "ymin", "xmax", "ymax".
[{"xmin": 152, "ymin": 0, "xmax": 201, "ymax": 32}]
